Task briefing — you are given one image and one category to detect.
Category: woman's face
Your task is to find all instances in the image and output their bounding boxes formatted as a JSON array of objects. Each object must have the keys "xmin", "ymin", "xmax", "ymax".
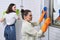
[
  {"xmin": 24, "ymin": 12, "xmax": 32, "ymax": 22},
  {"xmin": 12, "ymin": 5, "xmax": 16, "ymax": 11}
]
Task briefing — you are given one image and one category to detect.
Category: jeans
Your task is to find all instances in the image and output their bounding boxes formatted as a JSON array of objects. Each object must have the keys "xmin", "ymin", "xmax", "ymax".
[{"xmin": 4, "ymin": 24, "xmax": 16, "ymax": 40}]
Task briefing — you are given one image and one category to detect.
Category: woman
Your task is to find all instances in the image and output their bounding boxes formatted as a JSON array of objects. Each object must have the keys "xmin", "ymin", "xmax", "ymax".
[
  {"xmin": 0, "ymin": 3, "xmax": 20, "ymax": 40},
  {"xmin": 21, "ymin": 9, "xmax": 51, "ymax": 40}
]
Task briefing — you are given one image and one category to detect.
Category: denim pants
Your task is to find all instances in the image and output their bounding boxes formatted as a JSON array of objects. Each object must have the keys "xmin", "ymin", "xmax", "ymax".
[{"xmin": 4, "ymin": 24, "xmax": 16, "ymax": 40}]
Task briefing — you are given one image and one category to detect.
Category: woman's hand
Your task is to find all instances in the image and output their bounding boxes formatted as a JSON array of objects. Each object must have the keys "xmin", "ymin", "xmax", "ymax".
[
  {"xmin": 41, "ymin": 17, "xmax": 51, "ymax": 33},
  {"xmin": 38, "ymin": 10, "xmax": 45, "ymax": 24}
]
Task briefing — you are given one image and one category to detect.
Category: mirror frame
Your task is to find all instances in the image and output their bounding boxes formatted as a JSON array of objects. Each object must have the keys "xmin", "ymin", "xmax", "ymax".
[{"xmin": 49, "ymin": 0, "xmax": 60, "ymax": 28}]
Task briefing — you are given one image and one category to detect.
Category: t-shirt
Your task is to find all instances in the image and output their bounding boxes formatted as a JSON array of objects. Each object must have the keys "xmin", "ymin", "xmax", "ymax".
[{"xmin": 3, "ymin": 12, "xmax": 18, "ymax": 25}]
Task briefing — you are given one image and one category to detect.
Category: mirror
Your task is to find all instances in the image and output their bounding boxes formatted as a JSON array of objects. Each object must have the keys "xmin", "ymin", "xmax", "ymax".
[
  {"xmin": 53, "ymin": 0, "xmax": 60, "ymax": 26},
  {"xmin": 49, "ymin": 0, "xmax": 60, "ymax": 26}
]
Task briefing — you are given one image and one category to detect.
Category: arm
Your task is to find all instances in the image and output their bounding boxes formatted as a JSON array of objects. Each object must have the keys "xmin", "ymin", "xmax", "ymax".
[
  {"xmin": 31, "ymin": 10, "xmax": 45, "ymax": 26},
  {"xmin": 41, "ymin": 17, "xmax": 51, "ymax": 33},
  {"xmin": 0, "ymin": 12, "xmax": 6, "ymax": 22},
  {"xmin": 36, "ymin": 17, "xmax": 51, "ymax": 37},
  {"xmin": 14, "ymin": 13, "xmax": 20, "ymax": 20},
  {"xmin": 31, "ymin": 22, "xmax": 40, "ymax": 26},
  {"xmin": 38, "ymin": 10, "xmax": 45, "ymax": 24},
  {"xmin": 25, "ymin": 24, "xmax": 43, "ymax": 37}
]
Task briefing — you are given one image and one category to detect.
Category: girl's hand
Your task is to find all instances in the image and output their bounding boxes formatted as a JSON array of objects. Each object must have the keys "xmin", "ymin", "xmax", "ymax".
[{"xmin": 0, "ymin": 18, "xmax": 5, "ymax": 22}]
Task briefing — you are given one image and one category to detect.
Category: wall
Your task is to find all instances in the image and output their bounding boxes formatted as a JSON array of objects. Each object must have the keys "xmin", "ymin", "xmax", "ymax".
[{"xmin": 49, "ymin": 27, "xmax": 60, "ymax": 40}]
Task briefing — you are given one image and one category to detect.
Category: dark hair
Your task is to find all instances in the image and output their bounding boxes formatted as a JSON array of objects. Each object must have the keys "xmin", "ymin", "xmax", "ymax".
[
  {"xmin": 21, "ymin": 9, "xmax": 31, "ymax": 19},
  {"xmin": 6, "ymin": 3, "xmax": 15, "ymax": 14}
]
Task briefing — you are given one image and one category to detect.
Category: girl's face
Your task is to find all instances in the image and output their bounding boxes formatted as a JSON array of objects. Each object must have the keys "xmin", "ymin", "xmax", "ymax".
[
  {"xmin": 12, "ymin": 5, "xmax": 16, "ymax": 11},
  {"xmin": 24, "ymin": 12, "xmax": 32, "ymax": 22}
]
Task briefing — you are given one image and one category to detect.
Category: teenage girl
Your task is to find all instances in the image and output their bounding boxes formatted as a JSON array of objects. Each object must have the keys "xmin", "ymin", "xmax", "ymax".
[{"xmin": 0, "ymin": 3, "xmax": 20, "ymax": 40}]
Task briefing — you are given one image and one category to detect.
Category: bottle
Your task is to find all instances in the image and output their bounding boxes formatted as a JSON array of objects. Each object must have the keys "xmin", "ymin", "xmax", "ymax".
[
  {"xmin": 59, "ymin": 9, "xmax": 60, "ymax": 16},
  {"xmin": 44, "ymin": 7, "xmax": 47, "ymax": 19}
]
